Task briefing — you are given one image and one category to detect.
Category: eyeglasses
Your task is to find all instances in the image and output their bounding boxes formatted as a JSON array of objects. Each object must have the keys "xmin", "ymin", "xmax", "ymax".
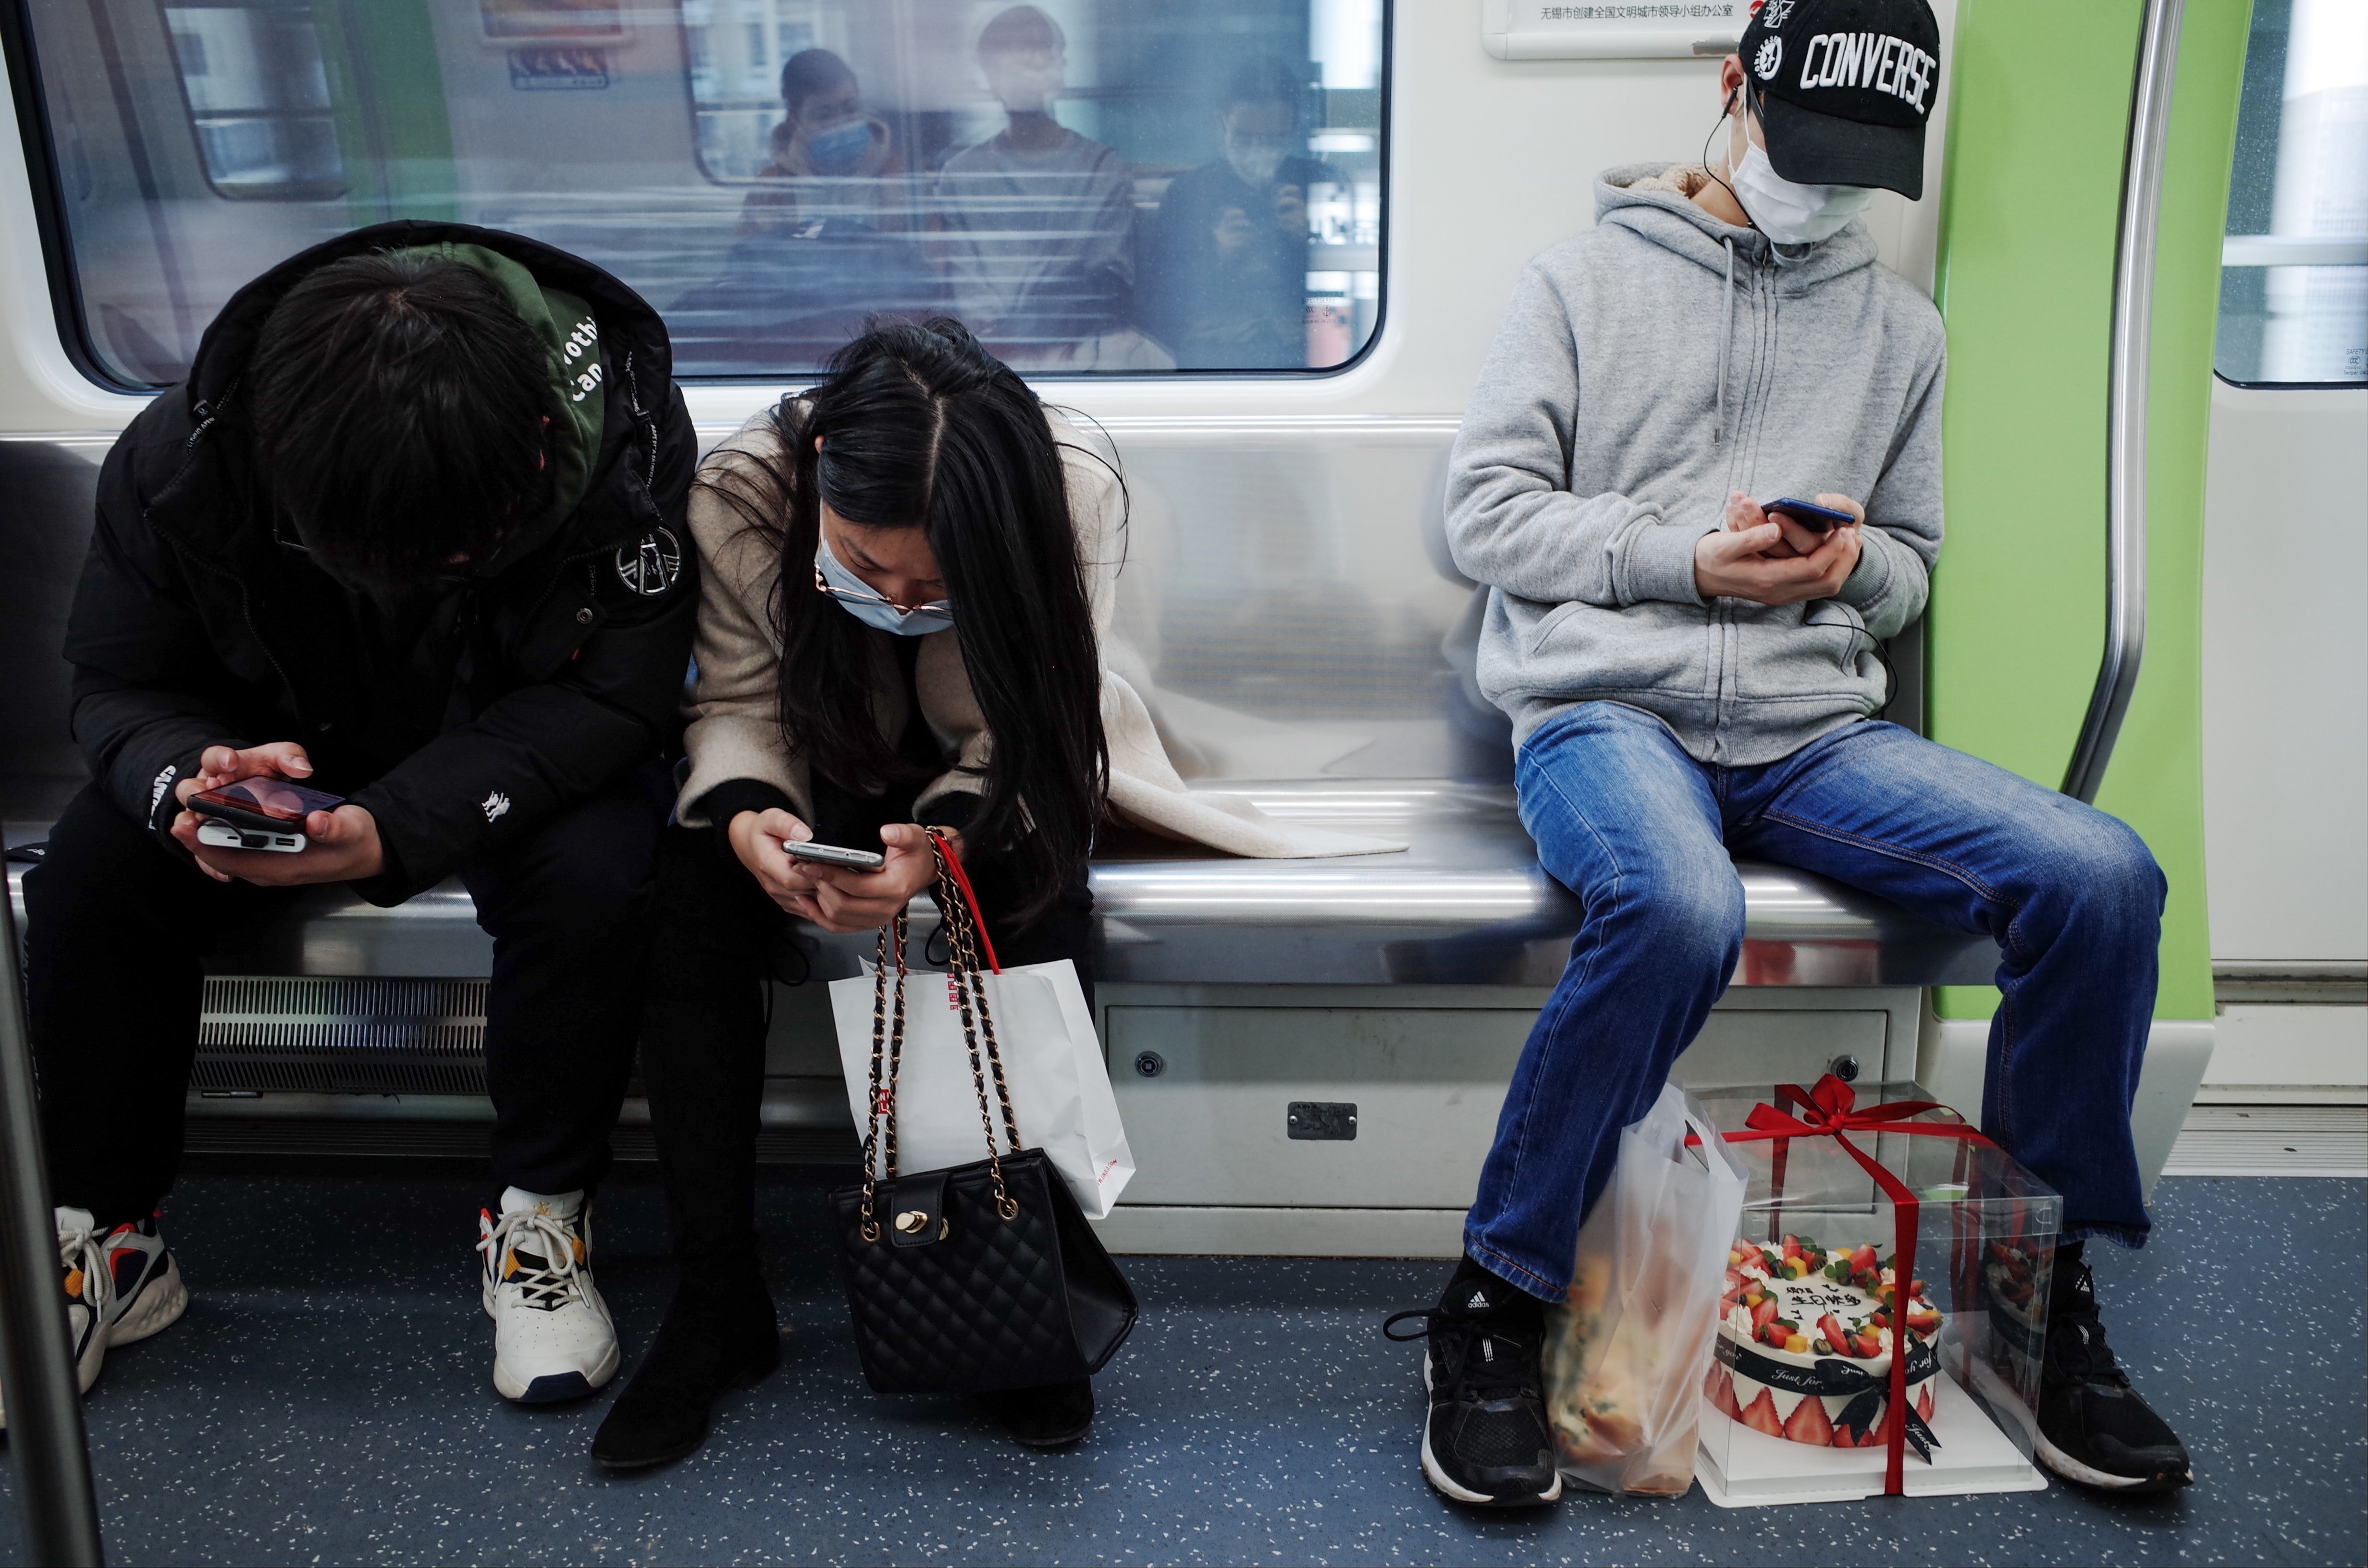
[{"xmin": 811, "ymin": 564, "xmax": 953, "ymax": 619}]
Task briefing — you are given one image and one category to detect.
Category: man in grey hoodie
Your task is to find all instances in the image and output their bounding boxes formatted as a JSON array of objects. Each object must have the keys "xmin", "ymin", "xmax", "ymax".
[{"xmin": 1394, "ymin": 0, "xmax": 2191, "ymax": 1509}]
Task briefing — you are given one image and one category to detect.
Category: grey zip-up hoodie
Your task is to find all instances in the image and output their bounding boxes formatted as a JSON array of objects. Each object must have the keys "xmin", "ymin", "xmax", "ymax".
[{"xmin": 1446, "ymin": 162, "xmax": 1946, "ymax": 766}]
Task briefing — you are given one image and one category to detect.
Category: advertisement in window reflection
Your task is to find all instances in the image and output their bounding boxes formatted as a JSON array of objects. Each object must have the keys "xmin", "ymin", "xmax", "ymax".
[{"xmin": 25, "ymin": 0, "xmax": 1388, "ymax": 385}]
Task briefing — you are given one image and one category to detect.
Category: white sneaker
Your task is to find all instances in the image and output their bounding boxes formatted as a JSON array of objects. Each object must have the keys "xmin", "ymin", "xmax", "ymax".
[
  {"xmin": 0, "ymin": 1207, "xmax": 188, "ymax": 1430},
  {"xmin": 477, "ymin": 1188, "xmax": 619, "ymax": 1403}
]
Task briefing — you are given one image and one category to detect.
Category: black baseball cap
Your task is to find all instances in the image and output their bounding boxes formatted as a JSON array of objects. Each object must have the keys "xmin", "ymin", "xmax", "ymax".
[{"xmin": 1736, "ymin": 0, "xmax": 1940, "ymax": 200}]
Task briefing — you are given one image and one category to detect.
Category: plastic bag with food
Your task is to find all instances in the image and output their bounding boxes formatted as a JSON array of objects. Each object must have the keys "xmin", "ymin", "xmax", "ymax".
[{"xmin": 1543, "ymin": 1081, "xmax": 1748, "ymax": 1495}]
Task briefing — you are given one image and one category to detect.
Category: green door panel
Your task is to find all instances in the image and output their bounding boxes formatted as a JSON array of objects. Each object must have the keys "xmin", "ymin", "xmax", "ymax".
[{"xmin": 1930, "ymin": 0, "xmax": 2249, "ymax": 1023}]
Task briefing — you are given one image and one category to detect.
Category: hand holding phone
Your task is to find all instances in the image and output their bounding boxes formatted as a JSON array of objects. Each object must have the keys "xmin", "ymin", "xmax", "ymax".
[
  {"xmin": 784, "ymin": 839, "xmax": 887, "ymax": 872},
  {"xmin": 170, "ymin": 741, "xmax": 383, "ymax": 885}
]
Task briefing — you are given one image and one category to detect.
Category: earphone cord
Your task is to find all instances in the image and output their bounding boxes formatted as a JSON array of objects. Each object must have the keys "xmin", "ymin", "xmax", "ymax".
[{"xmin": 1700, "ymin": 85, "xmax": 1755, "ymax": 227}]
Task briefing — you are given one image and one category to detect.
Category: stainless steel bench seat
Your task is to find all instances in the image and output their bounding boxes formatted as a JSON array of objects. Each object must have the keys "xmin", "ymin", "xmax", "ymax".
[{"xmin": 6, "ymin": 780, "xmax": 1994, "ymax": 989}]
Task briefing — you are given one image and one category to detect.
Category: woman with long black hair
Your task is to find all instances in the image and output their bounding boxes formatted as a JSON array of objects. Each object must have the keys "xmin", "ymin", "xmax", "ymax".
[{"xmin": 589, "ymin": 320, "xmax": 1123, "ymax": 1470}]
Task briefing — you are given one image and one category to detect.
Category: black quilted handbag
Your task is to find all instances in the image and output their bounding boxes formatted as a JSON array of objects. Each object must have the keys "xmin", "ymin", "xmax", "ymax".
[{"xmin": 827, "ymin": 832, "xmax": 1138, "ymax": 1396}]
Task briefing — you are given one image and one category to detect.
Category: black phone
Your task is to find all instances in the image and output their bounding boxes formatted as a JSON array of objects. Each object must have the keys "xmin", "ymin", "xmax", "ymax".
[
  {"xmin": 188, "ymin": 776, "xmax": 348, "ymax": 833},
  {"xmin": 1763, "ymin": 497, "xmax": 1858, "ymax": 534}
]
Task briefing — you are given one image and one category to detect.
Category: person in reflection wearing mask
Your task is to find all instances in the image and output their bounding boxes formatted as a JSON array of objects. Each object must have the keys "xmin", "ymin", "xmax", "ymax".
[
  {"xmin": 738, "ymin": 47, "xmax": 909, "ymax": 241},
  {"xmin": 8, "ymin": 226, "xmax": 697, "ymax": 1431},
  {"xmin": 1403, "ymin": 0, "xmax": 2192, "ymax": 1508},
  {"xmin": 1141, "ymin": 57, "xmax": 1340, "ymax": 369},
  {"xmin": 931, "ymin": 5, "xmax": 1163, "ymax": 369}
]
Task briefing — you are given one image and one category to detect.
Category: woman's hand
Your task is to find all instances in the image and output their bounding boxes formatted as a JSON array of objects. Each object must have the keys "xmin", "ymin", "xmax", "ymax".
[
  {"xmin": 795, "ymin": 822, "xmax": 950, "ymax": 934},
  {"xmin": 728, "ymin": 808, "xmax": 826, "ymax": 917}
]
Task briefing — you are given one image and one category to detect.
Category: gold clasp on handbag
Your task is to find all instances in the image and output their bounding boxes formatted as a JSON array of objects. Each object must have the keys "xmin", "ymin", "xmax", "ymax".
[{"xmin": 895, "ymin": 1210, "xmax": 927, "ymax": 1234}]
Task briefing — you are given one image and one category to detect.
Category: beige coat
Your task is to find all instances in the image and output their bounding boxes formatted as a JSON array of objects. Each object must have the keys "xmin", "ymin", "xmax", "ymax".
[{"xmin": 676, "ymin": 409, "xmax": 1403, "ymax": 858}]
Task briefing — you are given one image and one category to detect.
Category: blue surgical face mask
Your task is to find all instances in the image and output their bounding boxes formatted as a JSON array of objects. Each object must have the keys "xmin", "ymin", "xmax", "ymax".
[
  {"xmin": 805, "ymin": 116, "xmax": 870, "ymax": 176},
  {"xmin": 815, "ymin": 534, "xmax": 954, "ymax": 637}
]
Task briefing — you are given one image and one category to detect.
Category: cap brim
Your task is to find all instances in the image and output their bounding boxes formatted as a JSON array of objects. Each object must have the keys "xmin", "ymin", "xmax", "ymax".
[{"xmin": 1759, "ymin": 92, "xmax": 1925, "ymax": 200}]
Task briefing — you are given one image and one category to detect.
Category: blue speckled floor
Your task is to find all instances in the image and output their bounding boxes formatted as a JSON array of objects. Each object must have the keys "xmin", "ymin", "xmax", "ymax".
[{"xmin": 0, "ymin": 1167, "xmax": 2357, "ymax": 1567}]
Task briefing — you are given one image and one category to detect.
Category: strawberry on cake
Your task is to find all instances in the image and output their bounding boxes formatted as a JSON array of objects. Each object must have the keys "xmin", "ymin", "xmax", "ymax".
[{"xmin": 1702, "ymin": 1233, "xmax": 1944, "ymax": 1458}]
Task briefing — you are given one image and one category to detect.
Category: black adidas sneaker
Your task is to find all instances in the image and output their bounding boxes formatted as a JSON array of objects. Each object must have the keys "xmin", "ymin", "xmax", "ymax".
[
  {"xmin": 1384, "ymin": 1257, "xmax": 1561, "ymax": 1507},
  {"xmin": 2034, "ymin": 1243, "xmax": 2193, "ymax": 1494}
]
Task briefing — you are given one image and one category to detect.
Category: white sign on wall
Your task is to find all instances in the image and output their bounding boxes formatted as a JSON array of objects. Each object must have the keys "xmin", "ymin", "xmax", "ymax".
[{"xmin": 1479, "ymin": 0, "xmax": 1747, "ymax": 60}]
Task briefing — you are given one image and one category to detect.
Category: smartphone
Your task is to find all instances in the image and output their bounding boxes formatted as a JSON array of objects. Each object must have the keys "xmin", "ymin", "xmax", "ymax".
[
  {"xmin": 188, "ymin": 776, "xmax": 348, "ymax": 834},
  {"xmin": 784, "ymin": 840, "xmax": 887, "ymax": 872},
  {"xmin": 1763, "ymin": 497, "xmax": 1858, "ymax": 533}
]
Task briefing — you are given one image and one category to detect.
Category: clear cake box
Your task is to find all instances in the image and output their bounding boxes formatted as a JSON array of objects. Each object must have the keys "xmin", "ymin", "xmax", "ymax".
[{"xmin": 1690, "ymin": 1080, "xmax": 2060, "ymax": 1507}]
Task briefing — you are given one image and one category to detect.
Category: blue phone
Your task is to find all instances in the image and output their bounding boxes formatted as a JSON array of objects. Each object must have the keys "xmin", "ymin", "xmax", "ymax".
[{"xmin": 1763, "ymin": 497, "xmax": 1857, "ymax": 533}]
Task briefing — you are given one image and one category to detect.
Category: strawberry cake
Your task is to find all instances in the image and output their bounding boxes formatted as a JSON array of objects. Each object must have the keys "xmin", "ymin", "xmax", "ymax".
[{"xmin": 1702, "ymin": 1233, "xmax": 1944, "ymax": 1456}]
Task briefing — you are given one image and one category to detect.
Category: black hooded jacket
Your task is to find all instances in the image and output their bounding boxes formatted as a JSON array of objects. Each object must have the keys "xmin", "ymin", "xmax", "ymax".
[{"xmin": 64, "ymin": 221, "xmax": 698, "ymax": 905}]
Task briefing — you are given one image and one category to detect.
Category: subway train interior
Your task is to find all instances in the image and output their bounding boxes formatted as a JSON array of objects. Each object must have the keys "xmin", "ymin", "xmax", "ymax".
[{"xmin": 0, "ymin": 0, "xmax": 2361, "ymax": 1562}]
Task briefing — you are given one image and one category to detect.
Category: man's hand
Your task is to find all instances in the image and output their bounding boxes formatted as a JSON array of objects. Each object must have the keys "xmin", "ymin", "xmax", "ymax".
[
  {"xmin": 1212, "ymin": 206, "xmax": 1254, "ymax": 259},
  {"xmin": 1695, "ymin": 491, "xmax": 1865, "ymax": 605},
  {"xmin": 795, "ymin": 823, "xmax": 950, "ymax": 935},
  {"xmin": 173, "ymin": 740, "xmax": 316, "ymax": 809},
  {"xmin": 1273, "ymin": 183, "xmax": 1306, "ymax": 237},
  {"xmin": 173, "ymin": 800, "xmax": 385, "ymax": 886},
  {"xmin": 728, "ymin": 808, "xmax": 824, "ymax": 918}
]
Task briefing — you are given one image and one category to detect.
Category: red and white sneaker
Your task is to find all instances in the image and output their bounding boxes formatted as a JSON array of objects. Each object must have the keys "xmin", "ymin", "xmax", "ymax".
[
  {"xmin": 0, "ymin": 1207, "xmax": 188, "ymax": 1430},
  {"xmin": 477, "ymin": 1188, "xmax": 618, "ymax": 1404}
]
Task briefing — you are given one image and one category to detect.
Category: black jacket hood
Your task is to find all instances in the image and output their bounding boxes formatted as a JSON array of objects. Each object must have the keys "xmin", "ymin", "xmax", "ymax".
[{"xmin": 157, "ymin": 220, "xmax": 677, "ymax": 567}]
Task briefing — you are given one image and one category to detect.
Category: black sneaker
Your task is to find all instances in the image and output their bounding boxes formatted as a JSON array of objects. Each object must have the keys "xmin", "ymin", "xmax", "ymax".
[
  {"xmin": 1384, "ymin": 1258, "xmax": 1561, "ymax": 1507},
  {"xmin": 2034, "ymin": 1244, "xmax": 2193, "ymax": 1494}
]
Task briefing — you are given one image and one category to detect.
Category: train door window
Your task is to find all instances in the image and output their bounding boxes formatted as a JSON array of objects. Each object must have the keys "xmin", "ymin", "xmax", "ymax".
[
  {"xmin": 160, "ymin": 2, "xmax": 345, "ymax": 200},
  {"xmin": 12, "ymin": 0, "xmax": 1389, "ymax": 389},
  {"xmin": 2215, "ymin": 0, "xmax": 2367, "ymax": 386}
]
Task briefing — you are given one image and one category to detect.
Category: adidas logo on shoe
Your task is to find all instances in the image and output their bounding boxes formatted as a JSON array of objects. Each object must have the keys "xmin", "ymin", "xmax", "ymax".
[{"xmin": 1467, "ymin": 1289, "xmax": 1492, "ymax": 1311}]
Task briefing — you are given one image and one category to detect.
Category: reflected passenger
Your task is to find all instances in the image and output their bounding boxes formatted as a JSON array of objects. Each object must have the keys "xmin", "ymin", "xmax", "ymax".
[
  {"xmin": 932, "ymin": 5, "xmax": 1164, "ymax": 369},
  {"xmin": 676, "ymin": 49, "xmax": 936, "ymax": 373},
  {"xmin": 738, "ymin": 48, "xmax": 909, "ymax": 240},
  {"xmin": 1142, "ymin": 58, "xmax": 1339, "ymax": 369}
]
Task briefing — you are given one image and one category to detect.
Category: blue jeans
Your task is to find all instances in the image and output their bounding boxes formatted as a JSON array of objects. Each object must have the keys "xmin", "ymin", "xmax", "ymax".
[{"xmin": 1467, "ymin": 704, "xmax": 2164, "ymax": 1302}]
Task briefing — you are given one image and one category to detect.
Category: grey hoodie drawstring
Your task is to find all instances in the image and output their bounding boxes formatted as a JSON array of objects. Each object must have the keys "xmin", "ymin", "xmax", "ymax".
[{"xmin": 1716, "ymin": 237, "xmax": 1737, "ymax": 444}]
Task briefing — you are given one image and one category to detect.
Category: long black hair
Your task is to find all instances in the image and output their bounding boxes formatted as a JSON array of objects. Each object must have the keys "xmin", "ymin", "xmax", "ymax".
[{"xmin": 705, "ymin": 318, "xmax": 1110, "ymax": 925}]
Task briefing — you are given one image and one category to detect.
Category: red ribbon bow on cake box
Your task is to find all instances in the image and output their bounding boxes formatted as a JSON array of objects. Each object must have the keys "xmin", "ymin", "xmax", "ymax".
[{"xmin": 1690, "ymin": 1073, "xmax": 1995, "ymax": 1495}]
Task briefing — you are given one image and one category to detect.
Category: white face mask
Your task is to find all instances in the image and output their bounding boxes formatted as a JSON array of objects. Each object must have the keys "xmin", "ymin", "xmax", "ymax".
[
  {"xmin": 1223, "ymin": 132, "xmax": 1290, "ymax": 188},
  {"xmin": 1727, "ymin": 141, "xmax": 1874, "ymax": 245}
]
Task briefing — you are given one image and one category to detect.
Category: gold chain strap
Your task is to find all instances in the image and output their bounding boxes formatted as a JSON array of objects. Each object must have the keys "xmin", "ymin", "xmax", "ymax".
[
  {"xmin": 858, "ymin": 835, "xmax": 1023, "ymax": 1238},
  {"xmin": 855, "ymin": 908, "xmax": 910, "ymax": 1244}
]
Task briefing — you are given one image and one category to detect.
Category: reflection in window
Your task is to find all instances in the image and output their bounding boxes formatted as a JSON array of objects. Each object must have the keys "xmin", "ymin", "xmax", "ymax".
[
  {"xmin": 28, "ymin": 0, "xmax": 1387, "ymax": 384},
  {"xmin": 673, "ymin": 0, "xmax": 1386, "ymax": 376},
  {"xmin": 2217, "ymin": 0, "xmax": 2367, "ymax": 385},
  {"xmin": 161, "ymin": 2, "xmax": 345, "ymax": 200}
]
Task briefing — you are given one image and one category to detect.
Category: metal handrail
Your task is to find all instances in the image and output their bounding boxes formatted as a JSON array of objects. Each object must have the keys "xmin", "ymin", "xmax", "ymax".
[
  {"xmin": 0, "ymin": 877, "xmax": 105, "ymax": 1565},
  {"xmin": 2062, "ymin": 0, "xmax": 2185, "ymax": 804}
]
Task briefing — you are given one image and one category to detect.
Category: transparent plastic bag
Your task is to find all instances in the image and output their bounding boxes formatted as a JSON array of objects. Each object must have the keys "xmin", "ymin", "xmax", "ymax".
[{"xmin": 1543, "ymin": 1082, "xmax": 1748, "ymax": 1495}]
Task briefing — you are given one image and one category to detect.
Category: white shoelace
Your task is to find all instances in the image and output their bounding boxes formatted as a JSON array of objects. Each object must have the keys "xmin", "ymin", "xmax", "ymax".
[
  {"xmin": 56, "ymin": 1219, "xmax": 112, "ymax": 1319},
  {"xmin": 478, "ymin": 1208, "xmax": 592, "ymax": 1311}
]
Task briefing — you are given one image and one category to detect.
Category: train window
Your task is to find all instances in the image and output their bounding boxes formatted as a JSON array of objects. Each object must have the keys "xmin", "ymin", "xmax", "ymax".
[
  {"xmin": 2215, "ymin": 0, "xmax": 2367, "ymax": 387},
  {"xmin": 160, "ymin": 2, "xmax": 346, "ymax": 201},
  {"xmin": 13, "ymin": 0, "xmax": 1388, "ymax": 389}
]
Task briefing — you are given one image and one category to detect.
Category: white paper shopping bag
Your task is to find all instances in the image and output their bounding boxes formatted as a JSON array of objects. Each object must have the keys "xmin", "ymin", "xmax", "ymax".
[{"xmin": 832, "ymin": 957, "xmax": 1135, "ymax": 1218}]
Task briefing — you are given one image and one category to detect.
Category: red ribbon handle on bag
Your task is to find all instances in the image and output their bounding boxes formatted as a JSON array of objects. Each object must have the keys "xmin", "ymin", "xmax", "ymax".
[
  {"xmin": 924, "ymin": 827, "xmax": 999, "ymax": 973},
  {"xmin": 1714, "ymin": 1074, "xmax": 1995, "ymax": 1496}
]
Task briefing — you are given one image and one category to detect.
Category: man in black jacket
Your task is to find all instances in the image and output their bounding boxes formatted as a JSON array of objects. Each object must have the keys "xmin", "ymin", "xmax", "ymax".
[{"xmin": 12, "ymin": 223, "xmax": 697, "ymax": 1421}]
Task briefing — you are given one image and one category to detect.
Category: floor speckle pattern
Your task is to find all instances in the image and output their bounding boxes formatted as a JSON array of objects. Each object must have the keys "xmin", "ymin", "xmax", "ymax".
[{"xmin": 0, "ymin": 1166, "xmax": 2356, "ymax": 1566}]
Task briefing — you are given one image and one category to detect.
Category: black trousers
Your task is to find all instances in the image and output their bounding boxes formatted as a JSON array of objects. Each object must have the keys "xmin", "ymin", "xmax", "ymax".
[
  {"xmin": 25, "ymin": 783, "xmax": 662, "ymax": 1223},
  {"xmin": 640, "ymin": 821, "xmax": 1093, "ymax": 1271}
]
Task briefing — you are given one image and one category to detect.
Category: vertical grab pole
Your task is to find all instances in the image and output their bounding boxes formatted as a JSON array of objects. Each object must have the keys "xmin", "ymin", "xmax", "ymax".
[
  {"xmin": 2062, "ymin": 0, "xmax": 2185, "ymax": 803},
  {"xmin": 0, "ymin": 879, "xmax": 105, "ymax": 1566}
]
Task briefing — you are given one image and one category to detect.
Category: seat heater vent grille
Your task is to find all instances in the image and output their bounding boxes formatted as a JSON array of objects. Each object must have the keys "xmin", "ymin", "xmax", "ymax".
[{"xmin": 197, "ymin": 976, "xmax": 489, "ymax": 1096}]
